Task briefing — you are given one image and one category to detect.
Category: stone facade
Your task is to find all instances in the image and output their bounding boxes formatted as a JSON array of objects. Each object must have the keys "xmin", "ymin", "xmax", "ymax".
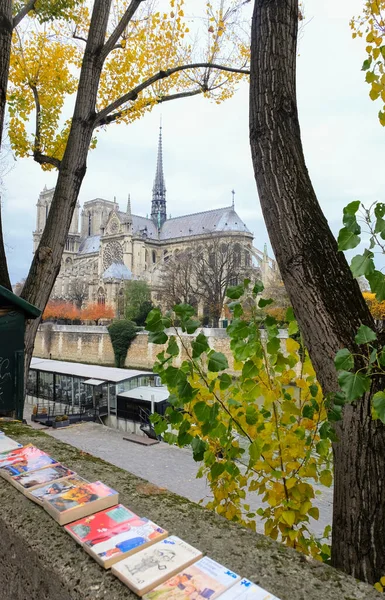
[{"xmin": 33, "ymin": 129, "xmax": 278, "ymax": 316}]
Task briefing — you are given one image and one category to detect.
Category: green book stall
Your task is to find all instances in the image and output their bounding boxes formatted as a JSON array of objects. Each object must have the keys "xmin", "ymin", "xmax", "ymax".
[{"xmin": 0, "ymin": 284, "xmax": 41, "ymax": 420}]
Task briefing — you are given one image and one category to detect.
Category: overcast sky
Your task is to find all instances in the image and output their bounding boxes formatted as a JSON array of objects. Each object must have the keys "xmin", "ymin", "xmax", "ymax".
[{"xmin": 2, "ymin": 0, "xmax": 384, "ymax": 284}]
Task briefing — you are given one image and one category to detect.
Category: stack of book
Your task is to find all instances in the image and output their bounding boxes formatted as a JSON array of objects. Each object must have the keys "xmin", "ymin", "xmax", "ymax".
[{"xmin": 0, "ymin": 435, "xmax": 281, "ymax": 600}]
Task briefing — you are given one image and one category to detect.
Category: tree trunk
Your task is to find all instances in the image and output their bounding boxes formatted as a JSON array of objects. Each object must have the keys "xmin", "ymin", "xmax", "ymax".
[
  {"xmin": 0, "ymin": 1, "xmax": 13, "ymax": 289},
  {"xmin": 250, "ymin": 0, "xmax": 385, "ymax": 583},
  {"xmin": 21, "ymin": 0, "xmax": 113, "ymax": 382}
]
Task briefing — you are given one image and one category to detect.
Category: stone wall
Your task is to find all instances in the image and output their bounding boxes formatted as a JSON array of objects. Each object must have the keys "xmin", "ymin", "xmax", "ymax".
[
  {"xmin": 0, "ymin": 422, "xmax": 381, "ymax": 600},
  {"xmin": 34, "ymin": 324, "xmax": 284, "ymax": 371}
]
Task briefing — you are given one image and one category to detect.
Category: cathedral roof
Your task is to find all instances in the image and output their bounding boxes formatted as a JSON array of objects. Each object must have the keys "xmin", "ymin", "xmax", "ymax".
[
  {"xmin": 132, "ymin": 215, "xmax": 158, "ymax": 237},
  {"xmin": 78, "ymin": 235, "xmax": 101, "ymax": 254},
  {"xmin": 102, "ymin": 262, "xmax": 133, "ymax": 280},
  {"xmin": 159, "ymin": 206, "xmax": 251, "ymax": 241}
]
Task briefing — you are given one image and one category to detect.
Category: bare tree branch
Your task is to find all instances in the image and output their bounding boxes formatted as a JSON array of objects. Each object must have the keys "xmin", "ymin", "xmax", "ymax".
[
  {"xmin": 13, "ymin": 0, "xmax": 36, "ymax": 28},
  {"xmin": 94, "ymin": 62, "xmax": 249, "ymax": 127},
  {"xmin": 101, "ymin": 0, "xmax": 145, "ymax": 61},
  {"xmin": 96, "ymin": 88, "xmax": 203, "ymax": 127}
]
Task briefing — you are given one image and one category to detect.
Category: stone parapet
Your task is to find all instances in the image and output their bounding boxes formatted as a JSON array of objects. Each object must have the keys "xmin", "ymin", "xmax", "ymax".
[{"xmin": 0, "ymin": 424, "xmax": 381, "ymax": 600}]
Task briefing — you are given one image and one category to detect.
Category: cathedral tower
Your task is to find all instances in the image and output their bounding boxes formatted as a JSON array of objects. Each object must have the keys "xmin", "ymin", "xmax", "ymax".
[{"xmin": 151, "ymin": 125, "xmax": 167, "ymax": 228}]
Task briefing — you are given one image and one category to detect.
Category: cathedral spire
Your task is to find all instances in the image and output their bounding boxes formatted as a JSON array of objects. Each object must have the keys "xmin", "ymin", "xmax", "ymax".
[
  {"xmin": 127, "ymin": 193, "xmax": 131, "ymax": 216},
  {"xmin": 151, "ymin": 123, "xmax": 167, "ymax": 227}
]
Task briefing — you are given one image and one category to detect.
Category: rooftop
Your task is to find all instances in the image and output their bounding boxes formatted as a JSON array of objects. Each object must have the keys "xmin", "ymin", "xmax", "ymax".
[
  {"xmin": 118, "ymin": 386, "xmax": 169, "ymax": 403},
  {"xmin": 30, "ymin": 357, "xmax": 152, "ymax": 383}
]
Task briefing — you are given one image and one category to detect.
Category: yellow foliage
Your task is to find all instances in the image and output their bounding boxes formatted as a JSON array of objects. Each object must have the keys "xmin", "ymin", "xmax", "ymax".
[
  {"xmin": 8, "ymin": 0, "xmax": 250, "ymax": 168},
  {"xmin": 351, "ymin": 1, "xmax": 385, "ymax": 126},
  {"xmin": 363, "ymin": 291, "xmax": 385, "ymax": 320}
]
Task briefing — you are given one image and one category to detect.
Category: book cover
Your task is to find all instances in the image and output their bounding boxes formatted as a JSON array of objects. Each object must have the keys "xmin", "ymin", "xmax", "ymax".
[
  {"xmin": 28, "ymin": 476, "xmax": 89, "ymax": 506},
  {"xmin": 0, "ymin": 445, "xmax": 46, "ymax": 468},
  {"xmin": 85, "ymin": 517, "xmax": 168, "ymax": 568},
  {"xmin": 143, "ymin": 556, "xmax": 240, "ymax": 600},
  {"xmin": 111, "ymin": 536, "xmax": 203, "ymax": 597},
  {"xmin": 12, "ymin": 464, "xmax": 76, "ymax": 492},
  {"xmin": 0, "ymin": 452, "xmax": 57, "ymax": 479},
  {"xmin": 65, "ymin": 504, "xmax": 139, "ymax": 545},
  {"xmin": 0, "ymin": 436, "xmax": 23, "ymax": 454},
  {"xmin": 214, "ymin": 579, "xmax": 280, "ymax": 600},
  {"xmin": 44, "ymin": 481, "xmax": 119, "ymax": 525}
]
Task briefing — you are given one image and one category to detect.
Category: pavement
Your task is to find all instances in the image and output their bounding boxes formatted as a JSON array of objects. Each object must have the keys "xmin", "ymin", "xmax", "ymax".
[{"xmin": 25, "ymin": 416, "xmax": 333, "ymax": 537}]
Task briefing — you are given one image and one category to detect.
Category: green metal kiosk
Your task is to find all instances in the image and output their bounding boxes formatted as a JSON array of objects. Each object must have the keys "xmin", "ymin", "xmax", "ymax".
[{"xmin": 0, "ymin": 285, "xmax": 41, "ymax": 420}]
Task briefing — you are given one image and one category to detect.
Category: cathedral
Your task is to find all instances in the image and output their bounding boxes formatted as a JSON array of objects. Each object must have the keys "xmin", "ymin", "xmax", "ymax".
[{"xmin": 33, "ymin": 128, "xmax": 278, "ymax": 315}]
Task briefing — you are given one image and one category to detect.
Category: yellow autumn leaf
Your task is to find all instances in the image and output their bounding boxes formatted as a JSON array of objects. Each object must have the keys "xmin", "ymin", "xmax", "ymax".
[
  {"xmin": 286, "ymin": 338, "xmax": 300, "ymax": 354},
  {"xmin": 281, "ymin": 510, "xmax": 296, "ymax": 526}
]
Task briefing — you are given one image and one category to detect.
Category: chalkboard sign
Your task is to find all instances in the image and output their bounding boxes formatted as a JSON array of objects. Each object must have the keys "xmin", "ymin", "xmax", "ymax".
[{"xmin": 0, "ymin": 286, "xmax": 41, "ymax": 420}]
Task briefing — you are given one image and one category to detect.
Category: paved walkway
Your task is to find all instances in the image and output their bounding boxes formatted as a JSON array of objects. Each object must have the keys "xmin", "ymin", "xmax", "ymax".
[{"xmin": 26, "ymin": 418, "xmax": 333, "ymax": 537}]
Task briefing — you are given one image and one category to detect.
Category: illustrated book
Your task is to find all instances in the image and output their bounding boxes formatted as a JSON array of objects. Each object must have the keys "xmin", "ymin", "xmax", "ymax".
[
  {"xmin": 64, "ymin": 504, "xmax": 139, "ymax": 545},
  {"xmin": 111, "ymin": 535, "xmax": 203, "ymax": 597},
  {"xmin": 0, "ymin": 447, "xmax": 56, "ymax": 480},
  {"xmin": 142, "ymin": 556, "xmax": 240, "ymax": 600},
  {"xmin": 0, "ymin": 436, "xmax": 23, "ymax": 454},
  {"xmin": 44, "ymin": 481, "xmax": 119, "ymax": 525},
  {"xmin": 27, "ymin": 475, "xmax": 89, "ymax": 506},
  {"xmin": 11, "ymin": 464, "xmax": 76, "ymax": 493},
  {"xmin": 214, "ymin": 578, "xmax": 281, "ymax": 600},
  {"xmin": 84, "ymin": 516, "xmax": 168, "ymax": 568}
]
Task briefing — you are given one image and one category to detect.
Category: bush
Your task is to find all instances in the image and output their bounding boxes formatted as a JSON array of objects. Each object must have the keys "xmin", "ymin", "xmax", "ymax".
[{"xmin": 108, "ymin": 320, "xmax": 137, "ymax": 367}]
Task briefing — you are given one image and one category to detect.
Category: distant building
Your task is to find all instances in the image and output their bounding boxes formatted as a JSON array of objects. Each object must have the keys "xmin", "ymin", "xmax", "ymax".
[{"xmin": 33, "ymin": 128, "xmax": 278, "ymax": 314}]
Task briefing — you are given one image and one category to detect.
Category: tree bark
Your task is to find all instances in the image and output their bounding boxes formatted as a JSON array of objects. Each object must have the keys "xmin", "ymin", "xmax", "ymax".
[
  {"xmin": 250, "ymin": 0, "xmax": 385, "ymax": 583},
  {"xmin": 21, "ymin": 0, "xmax": 113, "ymax": 380},
  {"xmin": 0, "ymin": 0, "xmax": 13, "ymax": 289}
]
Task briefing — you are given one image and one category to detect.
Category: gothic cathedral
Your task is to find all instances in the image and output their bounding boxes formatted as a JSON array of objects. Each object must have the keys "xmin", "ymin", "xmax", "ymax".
[{"xmin": 33, "ymin": 128, "xmax": 277, "ymax": 313}]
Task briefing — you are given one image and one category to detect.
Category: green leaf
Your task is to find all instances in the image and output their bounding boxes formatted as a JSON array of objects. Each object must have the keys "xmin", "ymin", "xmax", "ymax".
[
  {"xmin": 368, "ymin": 270, "xmax": 385, "ymax": 301},
  {"xmin": 350, "ymin": 250, "xmax": 375, "ymax": 278},
  {"xmin": 249, "ymin": 438, "xmax": 263, "ymax": 463},
  {"xmin": 149, "ymin": 330, "xmax": 168, "ymax": 344},
  {"xmin": 362, "ymin": 57, "xmax": 372, "ymax": 70},
  {"xmin": 267, "ymin": 337, "xmax": 280, "ymax": 355},
  {"xmin": 372, "ymin": 391, "xmax": 385, "ymax": 423},
  {"xmin": 354, "ymin": 324, "xmax": 377, "ymax": 344},
  {"xmin": 302, "ymin": 405, "xmax": 315, "ymax": 419},
  {"xmin": 338, "ymin": 370, "xmax": 370, "ymax": 401},
  {"xmin": 334, "ymin": 348, "xmax": 354, "ymax": 371},
  {"xmin": 286, "ymin": 306, "xmax": 295, "ymax": 321},
  {"xmin": 319, "ymin": 421, "xmax": 338, "ymax": 442},
  {"xmin": 166, "ymin": 407, "xmax": 183, "ymax": 425},
  {"xmin": 227, "ymin": 319, "xmax": 250, "ymax": 339},
  {"xmin": 288, "ymin": 320, "xmax": 298, "ymax": 335},
  {"xmin": 242, "ymin": 360, "xmax": 259, "ymax": 379},
  {"xmin": 309, "ymin": 384, "xmax": 318, "ymax": 398},
  {"xmin": 177, "ymin": 378, "xmax": 194, "ymax": 402},
  {"xmin": 167, "ymin": 337, "xmax": 179, "ymax": 356},
  {"xmin": 210, "ymin": 462, "xmax": 226, "ymax": 480},
  {"xmin": 194, "ymin": 401, "xmax": 211, "ymax": 422},
  {"xmin": 342, "ymin": 200, "xmax": 361, "ymax": 232},
  {"xmin": 337, "ymin": 227, "xmax": 361, "ymax": 251},
  {"xmin": 219, "ymin": 373, "xmax": 232, "ymax": 390},
  {"xmin": 246, "ymin": 406, "xmax": 258, "ymax": 425},
  {"xmin": 192, "ymin": 333, "xmax": 210, "ymax": 358},
  {"xmin": 191, "ymin": 437, "xmax": 207, "ymax": 461},
  {"xmin": 146, "ymin": 308, "xmax": 165, "ymax": 332},
  {"xmin": 258, "ymin": 298, "xmax": 273, "ymax": 308},
  {"xmin": 184, "ymin": 319, "xmax": 200, "ymax": 334},
  {"xmin": 164, "ymin": 366, "xmax": 182, "ymax": 387},
  {"xmin": 366, "ymin": 70, "xmax": 378, "ymax": 83},
  {"xmin": 174, "ymin": 303, "xmax": 195, "ymax": 320},
  {"xmin": 226, "ymin": 284, "xmax": 244, "ymax": 300},
  {"xmin": 316, "ymin": 439, "xmax": 330, "ymax": 458},
  {"xmin": 252, "ymin": 281, "xmax": 264, "ymax": 295},
  {"xmin": 208, "ymin": 351, "xmax": 229, "ymax": 372}
]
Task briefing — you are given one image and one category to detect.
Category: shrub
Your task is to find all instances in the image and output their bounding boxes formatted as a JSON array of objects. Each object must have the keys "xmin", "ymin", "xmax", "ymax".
[{"xmin": 108, "ymin": 320, "xmax": 137, "ymax": 367}]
